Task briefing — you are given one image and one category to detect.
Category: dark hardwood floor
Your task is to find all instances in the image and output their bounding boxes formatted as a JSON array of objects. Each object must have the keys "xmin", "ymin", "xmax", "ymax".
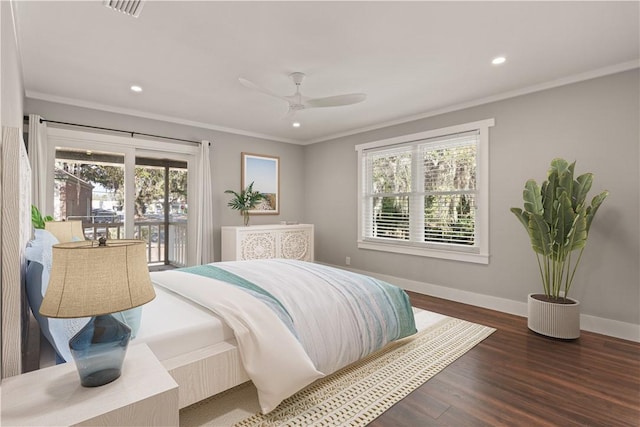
[{"xmin": 370, "ymin": 292, "xmax": 640, "ymax": 427}]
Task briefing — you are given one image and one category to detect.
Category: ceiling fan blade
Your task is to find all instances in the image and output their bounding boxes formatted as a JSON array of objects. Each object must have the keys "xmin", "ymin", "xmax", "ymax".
[
  {"xmin": 304, "ymin": 93, "xmax": 367, "ymax": 108},
  {"xmin": 238, "ymin": 77, "xmax": 289, "ymax": 102},
  {"xmin": 283, "ymin": 106, "xmax": 297, "ymax": 119}
]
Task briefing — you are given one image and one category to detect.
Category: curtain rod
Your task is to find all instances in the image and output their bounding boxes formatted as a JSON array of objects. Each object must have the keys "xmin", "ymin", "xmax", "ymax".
[{"xmin": 23, "ymin": 115, "xmax": 204, "ymax": 145}]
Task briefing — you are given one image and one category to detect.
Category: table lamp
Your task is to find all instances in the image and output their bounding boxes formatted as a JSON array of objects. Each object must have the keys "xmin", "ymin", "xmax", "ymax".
[
  {"xmin": 45, "ymin": 220, "xmax": 85, "ymax": 242},
  {"xmin": 39, "ymin": 238, "xmax": 155, "ymax": 387}
]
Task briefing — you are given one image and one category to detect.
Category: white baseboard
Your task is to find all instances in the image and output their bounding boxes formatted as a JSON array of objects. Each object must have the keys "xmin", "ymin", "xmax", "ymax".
[{"xmin": 325, "ymin": 263, "xmax": 640, "ymax": 343}]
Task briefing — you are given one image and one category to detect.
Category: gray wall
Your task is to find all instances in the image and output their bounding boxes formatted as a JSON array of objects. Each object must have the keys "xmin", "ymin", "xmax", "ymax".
[
  {"xmin": 24, "ymin": 99, "xmax": 306, "ymax": 259},
  {"xmin": 24, "ymin": 70, "xmax": 640, "ymax": 327},
  {"xmin": 304, "ymin": 69, "xmax": 640, "ymax": 325}
]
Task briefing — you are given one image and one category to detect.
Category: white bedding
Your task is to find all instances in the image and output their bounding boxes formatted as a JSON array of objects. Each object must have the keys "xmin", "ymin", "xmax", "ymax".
[
  {"xmin": 150, "ymin": 269, "xmax": 324, "ymax": 414},
  {"xmin": 150, "ymin": 260, "xmax": 416, "ymax": 414},
  {"xmin": 133, "ymin": 286, "xmax": 235, "ymax": 361}
]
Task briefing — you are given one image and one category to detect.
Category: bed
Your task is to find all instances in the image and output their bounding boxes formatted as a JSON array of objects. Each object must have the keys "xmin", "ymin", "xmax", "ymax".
[
  {"xmin": 135, "ymin": 282, "xmax": 245, "ymax": 410},
  {"xmin": 23, "ymin": 229, "xmax": 417, "ymax": 414}
]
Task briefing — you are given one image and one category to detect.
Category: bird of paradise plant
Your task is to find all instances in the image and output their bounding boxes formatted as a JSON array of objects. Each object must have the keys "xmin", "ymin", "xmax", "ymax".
[{"xmin": 511, "ymin": 158, "xmax": 608, "ymax": 302}]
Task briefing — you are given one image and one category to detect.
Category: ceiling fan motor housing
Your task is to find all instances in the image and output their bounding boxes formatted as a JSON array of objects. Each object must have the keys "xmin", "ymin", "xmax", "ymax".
[{"xmin": 289, "ymin": 72, "xmax": 306, "ymax": 85}]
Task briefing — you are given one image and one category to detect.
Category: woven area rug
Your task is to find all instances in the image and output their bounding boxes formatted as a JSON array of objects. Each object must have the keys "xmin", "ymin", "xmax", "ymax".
[{"xmin": 180, "ymin": 311, "xmax": 495, "ymax": 427}]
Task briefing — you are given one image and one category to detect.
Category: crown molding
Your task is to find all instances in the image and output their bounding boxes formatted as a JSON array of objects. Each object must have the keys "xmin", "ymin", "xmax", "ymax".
[
  {"xmin": 304, "ymin": 60, "xmax": 640, "ymax": 145},
  {"xmin": 24, "ymin": 90, "xmax": 301, "ymax": 145},
  {"xmin": 26, "ymin": 60, "xmax": 639, "ymax": 146}
]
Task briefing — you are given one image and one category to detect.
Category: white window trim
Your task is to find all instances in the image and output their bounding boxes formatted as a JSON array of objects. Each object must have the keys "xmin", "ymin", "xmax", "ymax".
[
  {"xmin": 45, "ymin": 127, "xmax": 200, "ymax": 264},
  {"xmin": 355, "ymin": 118, "xmax": 495, "ymax": 264}
]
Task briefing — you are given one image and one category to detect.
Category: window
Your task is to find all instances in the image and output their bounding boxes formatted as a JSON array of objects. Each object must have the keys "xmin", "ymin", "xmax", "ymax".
[{"xmin": 356, "ymin": 119, "xmax": 494, "ymax": 264}]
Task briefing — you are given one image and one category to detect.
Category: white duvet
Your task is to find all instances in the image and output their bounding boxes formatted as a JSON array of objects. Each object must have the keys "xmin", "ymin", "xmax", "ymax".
[
  {"xmin": 150, "ymin": 259, "xmax": 416, "ymax": 413},
  {"xmin": 151, "ymin": 270, "xmax": 323, "ymax": 413}
]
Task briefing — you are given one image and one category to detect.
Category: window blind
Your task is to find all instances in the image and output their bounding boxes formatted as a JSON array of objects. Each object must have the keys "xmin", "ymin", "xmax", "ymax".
[{"xmin": 362, "ymin": 130, "xmax": 479, "ymax": 251}]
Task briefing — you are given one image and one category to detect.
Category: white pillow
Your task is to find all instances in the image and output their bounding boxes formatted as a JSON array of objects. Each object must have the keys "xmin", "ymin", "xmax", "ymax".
[
  {"xmin": 25, "ymin": 230, "xmax": 90, "ymax": 361},
  {"xmin": 25, "ymin": 229, "xmax": 59, "ymax": 289}
]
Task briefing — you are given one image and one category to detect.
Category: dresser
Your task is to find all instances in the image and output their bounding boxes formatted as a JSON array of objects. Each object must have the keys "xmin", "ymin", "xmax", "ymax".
[{"xmin": 221, "ymin": 224, "xmax": 314, "ymax": 262}]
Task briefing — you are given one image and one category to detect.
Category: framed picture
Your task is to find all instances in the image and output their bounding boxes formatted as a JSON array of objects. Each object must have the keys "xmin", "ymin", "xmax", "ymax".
[{"xmin": 241, "ymin": 152, "xmax": 280, "ymax": 214}]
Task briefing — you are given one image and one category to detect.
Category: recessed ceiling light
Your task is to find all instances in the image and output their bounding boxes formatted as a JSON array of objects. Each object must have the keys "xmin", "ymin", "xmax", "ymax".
[
  {"xmin": 130, "ymin": 85, "xmax": 143, "ymax": 93},
  {"xmin": 292, "ymin": 122, "xmax": 301, "ymax": 128},
  {"xmin": 492, "ymin": 56, "xmax": 506, "ymax": 65}
]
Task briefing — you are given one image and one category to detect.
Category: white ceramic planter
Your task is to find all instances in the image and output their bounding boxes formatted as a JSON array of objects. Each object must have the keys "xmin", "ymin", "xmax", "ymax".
[{"xmin": 527, "ymin": 293, "xmax": 580, "ymax": 339}]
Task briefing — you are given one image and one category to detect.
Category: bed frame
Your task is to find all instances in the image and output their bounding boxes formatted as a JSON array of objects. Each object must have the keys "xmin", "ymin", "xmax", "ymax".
[
  {"xmin": 32, "ymin": 303, "xmax": 248, "ymax": 409},
  {"xmin": 160, "ymin": 339, "xmax": 249, "ymax": 408},
  {"xmin": 0, "ymin": 125, "xmax": 247, "ymax": 409},
  {"xmin": 31, "ymin": 325, "xmax": 248, "ymax": 409}
]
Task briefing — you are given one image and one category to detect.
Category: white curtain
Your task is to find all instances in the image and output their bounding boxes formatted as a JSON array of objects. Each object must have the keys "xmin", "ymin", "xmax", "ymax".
[
  {"xmin": 28, "ymin": 114, "xmax": 48, "ymax": 213},
  {"xmin": 195, "ymin": 140, "xmax": 215, "ymax": 264}
]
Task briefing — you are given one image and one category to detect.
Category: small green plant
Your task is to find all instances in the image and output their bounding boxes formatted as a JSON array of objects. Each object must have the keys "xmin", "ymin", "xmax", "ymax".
[
  {"xmin": 224, "ymin": 182, "xmax": 265, "ymax": 226},
  {"xmin": 511, "ymin": 158, "xmax": 608, "ymax": 302},
  {"xmin": 31, "ymin": 205, "xmax": 53, "ymax": 229}
]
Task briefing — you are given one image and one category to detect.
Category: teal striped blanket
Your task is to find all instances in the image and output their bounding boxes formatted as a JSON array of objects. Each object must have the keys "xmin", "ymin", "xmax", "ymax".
[{"xmin": 150, "ymin": 259, "xmax": 416, "ymax": 413}]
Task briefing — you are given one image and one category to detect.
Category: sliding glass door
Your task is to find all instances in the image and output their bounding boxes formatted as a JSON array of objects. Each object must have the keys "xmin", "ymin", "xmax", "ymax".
[
  {"xmin": 47, "ymin": 128, "xmax": 199, "ymax": 267},
  {"xmin": 134, "ymin": 158, "xmax": 188, "ymax": 267}
]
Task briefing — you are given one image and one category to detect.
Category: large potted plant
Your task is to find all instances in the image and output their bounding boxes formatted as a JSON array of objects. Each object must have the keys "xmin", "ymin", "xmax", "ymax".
[
  {"xmin": 511, "ymin": 158, "xmax": 608, "ymax": 339},
  {"xmin": 224, "ymin": 181, "xmax": 265, "ymax": 226}
]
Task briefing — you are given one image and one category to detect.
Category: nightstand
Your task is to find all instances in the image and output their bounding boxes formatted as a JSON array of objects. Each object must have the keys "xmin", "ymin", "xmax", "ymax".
[{"xmin": 1, "ymin": 343, "xmax": 179, "ymax": 426}]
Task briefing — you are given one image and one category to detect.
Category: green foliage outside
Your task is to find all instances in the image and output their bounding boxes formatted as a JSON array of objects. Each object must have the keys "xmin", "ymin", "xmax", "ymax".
[
  {"xmin": 60, "ymin": 162, "xmax": 187, "ymax": 218},
  {"xmin": 134, "ymin": 167, "xmax": 187, "ymax": 216},
  {"xmin": 371, "ymin": 145, "xmax": 476, "ymax": 245}
]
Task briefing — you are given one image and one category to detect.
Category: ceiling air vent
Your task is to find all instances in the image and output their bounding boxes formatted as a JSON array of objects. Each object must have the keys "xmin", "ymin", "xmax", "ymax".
[{"xmin": 103, "ymin": 0, "xmax": 145, "ymax": 18}]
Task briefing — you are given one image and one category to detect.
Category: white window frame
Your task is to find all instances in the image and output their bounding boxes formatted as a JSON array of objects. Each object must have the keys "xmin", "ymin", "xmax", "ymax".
[
  {"xmin": 355, "ymin": 118, "xmax": 494, "ymax": 264},
  {"xmin": 45, "ymin": 127, "xmax": 201, "ymax": 265}
]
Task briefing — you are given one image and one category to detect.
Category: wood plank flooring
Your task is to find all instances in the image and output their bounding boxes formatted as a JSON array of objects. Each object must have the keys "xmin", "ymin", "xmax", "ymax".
[{"xmin": 369, "ymin": 292, "xmax": 640, "ymax": 427}]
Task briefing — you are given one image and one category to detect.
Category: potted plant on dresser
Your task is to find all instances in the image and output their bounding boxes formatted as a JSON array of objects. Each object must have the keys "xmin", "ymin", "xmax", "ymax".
[
  {"xmin": 511, "ymin": 158, "xmax": 608, "ymax": 339},
  {"xmin": 225, "ymin": 181, "xmax": 265, "ymax": 226}
]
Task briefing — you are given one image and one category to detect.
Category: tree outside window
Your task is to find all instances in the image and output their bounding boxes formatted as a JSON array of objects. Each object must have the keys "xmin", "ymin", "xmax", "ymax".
[{"xmin": 356, "ymin": 119, "xmax": 493, "ymax": 264}]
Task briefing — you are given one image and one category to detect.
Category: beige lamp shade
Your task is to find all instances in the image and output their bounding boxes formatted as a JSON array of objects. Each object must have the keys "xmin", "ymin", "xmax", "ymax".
[
  {"xmin": 40, "ymin": 239, "xmax": 155, "ymax": 318},
  {"xmin": 45, "ymin": 220, "xmax": 85, "ymax": 243}
]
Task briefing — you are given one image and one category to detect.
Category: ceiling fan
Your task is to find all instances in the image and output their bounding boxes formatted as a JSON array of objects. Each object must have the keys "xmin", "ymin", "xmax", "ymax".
[{"xmin": 238, "ymin": 72, "xmax": 366, "ymax": 117}]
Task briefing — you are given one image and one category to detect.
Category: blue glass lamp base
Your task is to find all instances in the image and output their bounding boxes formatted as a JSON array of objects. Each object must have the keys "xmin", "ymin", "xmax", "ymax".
[{"xmin": 69, "ymin": 314, "xmax": 132, "ymax": 387}]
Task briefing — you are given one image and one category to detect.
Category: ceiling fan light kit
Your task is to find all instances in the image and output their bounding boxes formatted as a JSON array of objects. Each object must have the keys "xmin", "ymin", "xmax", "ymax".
[{"xmin": 239, "ymin": 72, "xmax": 367, "ymax": 118}]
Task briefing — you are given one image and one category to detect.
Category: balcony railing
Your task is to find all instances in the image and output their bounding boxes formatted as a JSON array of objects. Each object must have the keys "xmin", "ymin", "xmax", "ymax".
[{"xmin": 68, "ymin": 217, "xmax": 187, "ymax": 267}]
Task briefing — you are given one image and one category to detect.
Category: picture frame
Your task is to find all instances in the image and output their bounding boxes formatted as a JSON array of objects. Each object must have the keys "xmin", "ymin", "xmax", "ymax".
[{"xmin": 241, "ymin": 152, "xmax": 280, "ymax": 214}]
